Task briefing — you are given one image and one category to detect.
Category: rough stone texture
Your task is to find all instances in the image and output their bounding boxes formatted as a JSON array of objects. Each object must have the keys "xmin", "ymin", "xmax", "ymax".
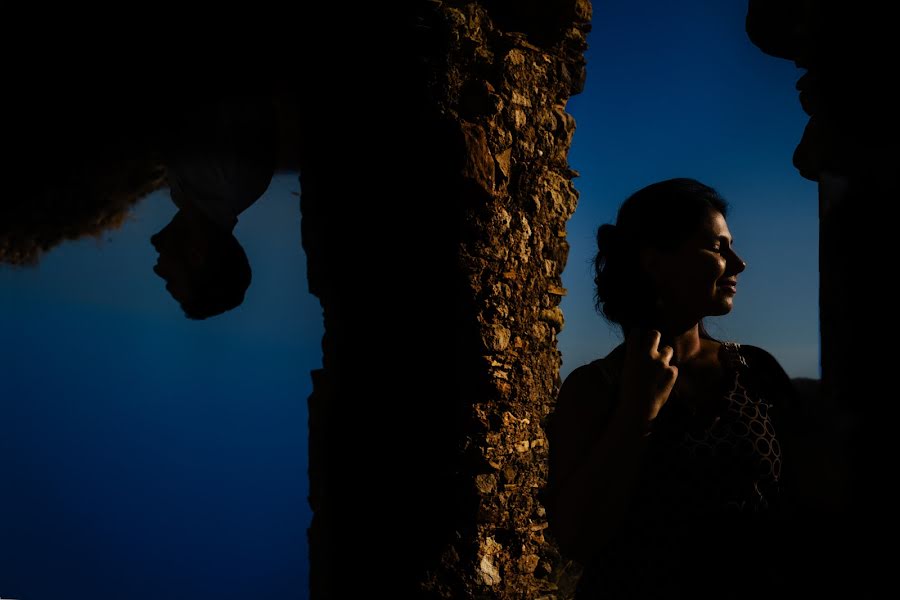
[
  {"xmin": 300, "ymin": 1, "xmax": 589, "ymax": 597},
  {"xmin": 747, "ymin": 1, "xmax": 897, "ymax": 595},
  {"xmin": 418, "ymin": 7, "xmax": 591, "ymax": 594}
]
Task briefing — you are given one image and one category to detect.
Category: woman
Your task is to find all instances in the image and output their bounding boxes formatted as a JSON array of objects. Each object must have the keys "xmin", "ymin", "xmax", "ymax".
[{"xmin": 545, "ymin": 178, "xmax": 800, "ymax": 599}]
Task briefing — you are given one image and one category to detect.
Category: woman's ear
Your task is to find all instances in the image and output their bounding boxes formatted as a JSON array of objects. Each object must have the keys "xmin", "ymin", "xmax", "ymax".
[{"xmin": 640, "ymin": 246, "xmax": 659, "ymax": 280}]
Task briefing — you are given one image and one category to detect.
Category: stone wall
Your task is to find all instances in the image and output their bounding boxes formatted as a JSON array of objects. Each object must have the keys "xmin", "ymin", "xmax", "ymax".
[{"xmin": 300, "ymin": 1, "xmax": 590, "ymax": 597}]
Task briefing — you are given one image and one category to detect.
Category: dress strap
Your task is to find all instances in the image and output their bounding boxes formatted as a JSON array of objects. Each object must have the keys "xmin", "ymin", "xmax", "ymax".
[{"xmin": 720, "ymin": 341, "xmax": 749, "ymax": 372}]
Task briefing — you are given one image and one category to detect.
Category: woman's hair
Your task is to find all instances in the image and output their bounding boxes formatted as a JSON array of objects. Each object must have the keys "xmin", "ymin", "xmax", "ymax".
[{"xmin": 593, "ymin": 178, "xmax": 729, "ymax": 339}]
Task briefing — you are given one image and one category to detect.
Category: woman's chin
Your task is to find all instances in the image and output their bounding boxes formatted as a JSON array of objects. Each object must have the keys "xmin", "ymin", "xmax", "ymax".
[{"xmin": 708, "ymin": 299, "xmax": 734, "ymax": 316}]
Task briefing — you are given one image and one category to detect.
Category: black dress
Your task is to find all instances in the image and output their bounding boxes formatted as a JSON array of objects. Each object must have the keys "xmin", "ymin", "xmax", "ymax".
[{"xmin": 573, "ymin": 342, "xmax": 796, "ymax": 599}]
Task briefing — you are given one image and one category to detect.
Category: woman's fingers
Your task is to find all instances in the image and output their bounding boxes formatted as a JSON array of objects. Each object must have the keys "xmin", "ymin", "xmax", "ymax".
[
  {"xmin": 620, "ymin": 328, "xmax": 680, "ymax": 422},
  {"xmin": 657, "ymin": 344, "xmax": 674, "ymax": 365},
  {"xmin": 648, "ymin": 364, "xmax": 678, "ymax": 421},
  {"xmin": 643, "ymin": 329, "xmax": 674, "ymax": 367},
  {"xmin": 663, "ymin": 364, "xmax": 678, "ymax": 386},
  {"xmin": 646, "ymin": 329, "xmax": 662, "ymax": 355}
]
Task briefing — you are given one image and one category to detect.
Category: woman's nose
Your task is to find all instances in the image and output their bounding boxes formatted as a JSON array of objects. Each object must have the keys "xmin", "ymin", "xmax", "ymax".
[{"xmin": 728, "ymin": 249, "xmax": 747, "ymax": 274}]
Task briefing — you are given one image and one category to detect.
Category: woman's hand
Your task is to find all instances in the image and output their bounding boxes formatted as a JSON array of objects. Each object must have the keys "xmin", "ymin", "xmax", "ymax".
[{"xmin": 619, "ymin": 329, "xmax": 679, "ymax": 425}]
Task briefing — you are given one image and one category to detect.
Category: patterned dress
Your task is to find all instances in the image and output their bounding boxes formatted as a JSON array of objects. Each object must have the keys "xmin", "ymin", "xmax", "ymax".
[{"xmin": 574, "ymin": 342, "xmax": 790, "ymax": 599}]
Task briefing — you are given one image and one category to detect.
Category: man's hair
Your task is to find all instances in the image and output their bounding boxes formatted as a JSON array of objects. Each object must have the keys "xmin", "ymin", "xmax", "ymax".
[{"xmin": 179, "ymin": 233, "xmax": 252, "ymax": 320}]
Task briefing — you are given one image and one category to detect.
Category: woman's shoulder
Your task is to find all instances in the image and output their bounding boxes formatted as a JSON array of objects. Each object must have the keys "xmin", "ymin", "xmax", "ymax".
[
  {"xmin": 562, "ymin": 344, "xmax": 626, "ymax": 392},
  {"xmin": 555, "ymin": 345, "xmax": 626, "ymax": 424},
  {"xmin": 549, "ymin": 348, "xmax": 626, "ymax": 471},
  {"xmin": 727, "ymin": 342, "xmax": 802, "ymax": 412},
  {"xmin": 729, "ymin": 343, "xmax": 791, "ymax": 383}
]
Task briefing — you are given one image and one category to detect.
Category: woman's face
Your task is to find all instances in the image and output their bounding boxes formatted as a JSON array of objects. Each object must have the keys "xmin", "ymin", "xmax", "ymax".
[{"xmin": 644, "ymin": 208, "xmax": 746, "ymax": 322}]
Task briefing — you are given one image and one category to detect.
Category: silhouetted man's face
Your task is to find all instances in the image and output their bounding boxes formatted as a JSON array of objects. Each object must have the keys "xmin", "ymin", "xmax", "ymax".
[
  {"xmin": 151, "ymin": 211, "xmax": 205, "ymax": 308},
  {"xmin": 150, "ymin": 210, "xmax": 251, "ymax": 319}
]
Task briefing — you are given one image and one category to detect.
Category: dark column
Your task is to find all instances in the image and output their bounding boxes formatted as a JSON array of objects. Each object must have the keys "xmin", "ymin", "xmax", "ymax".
[
  {"xmin": 747, "ymin": 1, "xmax": 897, "ymax": 594},
  {"xmin": 300, "ymin": 2, "xmax": 590, "ymax": 597}
]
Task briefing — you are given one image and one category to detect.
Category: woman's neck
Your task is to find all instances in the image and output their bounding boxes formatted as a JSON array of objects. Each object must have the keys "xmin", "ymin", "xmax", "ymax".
[{"xmin": 659, "ymin": 323, "xmax": 704, "ymax": 367}]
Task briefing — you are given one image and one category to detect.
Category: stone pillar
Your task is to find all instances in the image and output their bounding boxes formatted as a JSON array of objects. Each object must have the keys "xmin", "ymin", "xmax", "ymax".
[
  {"xmin": 747, "ymin": 0, "xmax": 896, "ymax": 594},
  {"xmin": 300, "ymin": 1, "xmax": 590, "ymax": 597}
]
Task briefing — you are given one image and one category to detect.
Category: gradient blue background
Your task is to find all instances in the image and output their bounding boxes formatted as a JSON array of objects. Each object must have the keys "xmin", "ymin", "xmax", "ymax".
[
  {"xmin": 1, "ymin": 176, "xmax": 319, "ymax": 600},
  {"xmin": 0, "ymin": 2, "xmax": 818, "ymax": 599},
  {"xmin": 560, "ymin": 1, "xmax": 819, "ymax": 379}
]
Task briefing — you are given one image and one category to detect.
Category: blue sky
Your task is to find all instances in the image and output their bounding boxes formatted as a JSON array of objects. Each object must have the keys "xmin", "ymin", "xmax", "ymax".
[
  {"xmin": 0, "ymin": 3, "xmax": 819, "ymax": 599},
  {"xmin": 560, "ymin": 1, "xmax": 819, "ymax": 379},
  {"xmin": 1, "ymin": 176, "xmax": 319, "ymax": 600}
]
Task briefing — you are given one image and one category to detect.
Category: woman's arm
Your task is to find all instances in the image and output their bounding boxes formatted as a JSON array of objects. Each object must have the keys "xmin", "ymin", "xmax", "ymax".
[{"xmin": 545, "ymin": 330, "xmax": 678, "ymax": 563}]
